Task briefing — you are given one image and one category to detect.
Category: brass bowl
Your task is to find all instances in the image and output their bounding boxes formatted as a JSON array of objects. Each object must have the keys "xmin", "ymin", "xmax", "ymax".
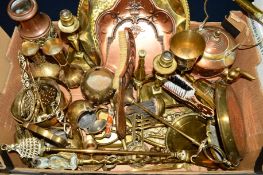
[
  {"xmin": 170, "ymin": 30, "xmax": 206, "ymax": 72},
  {"xmin": 81, "ymin": 67, "xmax": 115, "ymax": 105},
  {"xmin": 67, "ymin": 100, "xmax": 94, "ymax": 129}
]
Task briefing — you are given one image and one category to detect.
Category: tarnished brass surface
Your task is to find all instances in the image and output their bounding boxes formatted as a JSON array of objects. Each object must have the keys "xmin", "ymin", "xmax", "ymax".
[
  {"xmin": 170, "ymin": 30, "xmax": 206, "ymax": 72},
  {"xmin": 215, "ymin": 83, "xmax": 242, "ymax": 167}
]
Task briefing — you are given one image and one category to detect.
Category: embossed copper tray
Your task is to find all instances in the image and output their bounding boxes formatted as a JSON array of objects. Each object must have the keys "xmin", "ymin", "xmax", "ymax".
[{"xmin": 78, "ymin": 0, "xmax": 190, "ymax": 73}]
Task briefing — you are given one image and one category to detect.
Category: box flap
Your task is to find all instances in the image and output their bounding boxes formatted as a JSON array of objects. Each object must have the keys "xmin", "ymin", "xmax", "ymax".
[{"xmin": 0, "ymin": 27, "xmax": 12, "ymax": 94}]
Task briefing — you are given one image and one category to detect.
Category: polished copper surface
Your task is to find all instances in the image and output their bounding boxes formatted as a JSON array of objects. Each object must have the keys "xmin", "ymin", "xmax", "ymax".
[
  {"xmin": 194, "ymin": 27, "xmax": 237, "ymax": 77},
  {"xmin": 7, "ymin": 0, "xmax": 51, "ymax": 40},
  {"xmin": 96, "ymin": 0, "xmax": 175, "ymax": 74}
]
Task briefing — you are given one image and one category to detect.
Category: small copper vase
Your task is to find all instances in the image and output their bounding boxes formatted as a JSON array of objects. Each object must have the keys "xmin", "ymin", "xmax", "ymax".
[{"xmin": 7, "ymin": 0, "xmax": 52, "ymax": 40}]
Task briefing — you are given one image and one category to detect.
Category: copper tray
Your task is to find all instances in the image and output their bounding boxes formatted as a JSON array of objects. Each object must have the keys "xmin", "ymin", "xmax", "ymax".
[{"xmin": 78, "ymin": 0, "xmax": 190, "ymax": 73}]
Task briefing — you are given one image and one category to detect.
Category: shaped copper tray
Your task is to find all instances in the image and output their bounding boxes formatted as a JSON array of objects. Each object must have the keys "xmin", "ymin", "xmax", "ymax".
[{"xmin": 78, "ymin": 0, "xmax": 190, "ymax": 73}]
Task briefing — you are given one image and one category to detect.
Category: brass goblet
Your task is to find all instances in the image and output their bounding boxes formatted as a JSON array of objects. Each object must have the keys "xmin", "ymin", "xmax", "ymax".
[
  {"xmin": 21, "ymin": 41, "xmax": 60, "ymax": 78},
  {"xmin": 42, "ymin": 38, "xmax": 84, "ymax": 89},
  {"xmin": 170, "ymin": 30, "xmax": 206, "ymax": 72}
]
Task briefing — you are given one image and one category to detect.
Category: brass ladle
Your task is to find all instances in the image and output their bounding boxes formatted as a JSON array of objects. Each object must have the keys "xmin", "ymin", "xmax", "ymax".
[
  {"xmin": 21, "ymin": 41, "xmax": 60, "ymax": 79},
  {"xmin": 42, "ymin": 38, "xmax": 84, "ymax": 89}
]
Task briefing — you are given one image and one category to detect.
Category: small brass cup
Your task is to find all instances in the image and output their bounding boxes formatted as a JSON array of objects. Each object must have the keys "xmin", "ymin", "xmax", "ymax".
[
  {"xmin": 170, "ymin": 30, "xmax": 206, "ymax": 72},
  {"xmin": 42, "ymin": 38, "xmax": 67, "ymax": 66}
]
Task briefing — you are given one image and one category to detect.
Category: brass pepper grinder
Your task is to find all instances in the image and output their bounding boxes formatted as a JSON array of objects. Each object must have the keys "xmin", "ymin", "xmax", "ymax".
[
  {"xmin": 58, "ymin": 9, "xmax": 95, "ymax": 71},
  {"xmin": 152, "ymin": 51, "xmax": 177, "ymax": 94},
  {"xmin": 7, "ymin": 0, "xmax": 55, "ymax": 42},
  {"xmin": 21, "ymin": 41, "xmax": 60, "ymax": 79},
  {"xmin": 134, "ymin": 50, "xmax": 146, "ymax": 102},
  {"xmin": 42, "ymin": 38, "xmax": 84, "ymax": 89}
]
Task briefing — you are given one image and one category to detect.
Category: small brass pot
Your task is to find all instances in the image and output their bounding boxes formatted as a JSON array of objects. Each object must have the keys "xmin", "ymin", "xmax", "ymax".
[{"xmin": 81, "ymin": 67, "xmax": 115, "ymax": 105}]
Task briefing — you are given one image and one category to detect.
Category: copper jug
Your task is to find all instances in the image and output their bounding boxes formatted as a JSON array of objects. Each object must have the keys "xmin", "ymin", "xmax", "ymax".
[{"xmin": 7, "ymin": 0, "xmax": 53, "ymax": 41}]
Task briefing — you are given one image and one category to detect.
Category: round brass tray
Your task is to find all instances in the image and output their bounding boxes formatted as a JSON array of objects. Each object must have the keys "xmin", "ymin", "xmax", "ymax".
[{"xmin": 215, "ymin": 83, "xmax": 245, "ymax": 167}]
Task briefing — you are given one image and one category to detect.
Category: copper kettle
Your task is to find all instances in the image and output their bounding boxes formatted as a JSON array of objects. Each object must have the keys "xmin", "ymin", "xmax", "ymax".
[{"xmin": 193, "ymin": 26, "xmax": 238, "ymax": 77}]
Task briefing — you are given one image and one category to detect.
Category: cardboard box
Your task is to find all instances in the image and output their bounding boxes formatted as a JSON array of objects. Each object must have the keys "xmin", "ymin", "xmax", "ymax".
[{"xmin": 0, "ymin": 12, "xmax": 262, "ymax": 174}]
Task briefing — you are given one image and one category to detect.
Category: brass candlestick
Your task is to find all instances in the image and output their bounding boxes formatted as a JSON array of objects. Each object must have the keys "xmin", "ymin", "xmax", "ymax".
[
  {"xmin": 134, "ymin": 50, "xmax": 147, "ymax": 102},
  {"xmin": 58, "ymin": 9, "xmax": 95, "ymax": 71}
]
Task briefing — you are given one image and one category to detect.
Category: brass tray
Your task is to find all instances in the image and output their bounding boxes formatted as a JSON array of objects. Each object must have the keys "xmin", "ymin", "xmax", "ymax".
[{"xmin": 215, "ymin": 83, "xmax": 244, "ymax": 167}]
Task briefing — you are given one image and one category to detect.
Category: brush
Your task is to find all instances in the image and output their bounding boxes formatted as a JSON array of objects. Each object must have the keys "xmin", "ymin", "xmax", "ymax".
[
  {"xmin": 125, "ymin": 99, "xmax": 161, "ymax": 118},
  {"xmin": 162, "ymin": 75, "xmax": 214, "ymax": 118},
  {"xmin": 112, "ymin": 31, "xmax": 128, "ymax": 90},
  {"xmin": 114, "ymin": 28, "xmax": 136, "ymax": 140}
]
